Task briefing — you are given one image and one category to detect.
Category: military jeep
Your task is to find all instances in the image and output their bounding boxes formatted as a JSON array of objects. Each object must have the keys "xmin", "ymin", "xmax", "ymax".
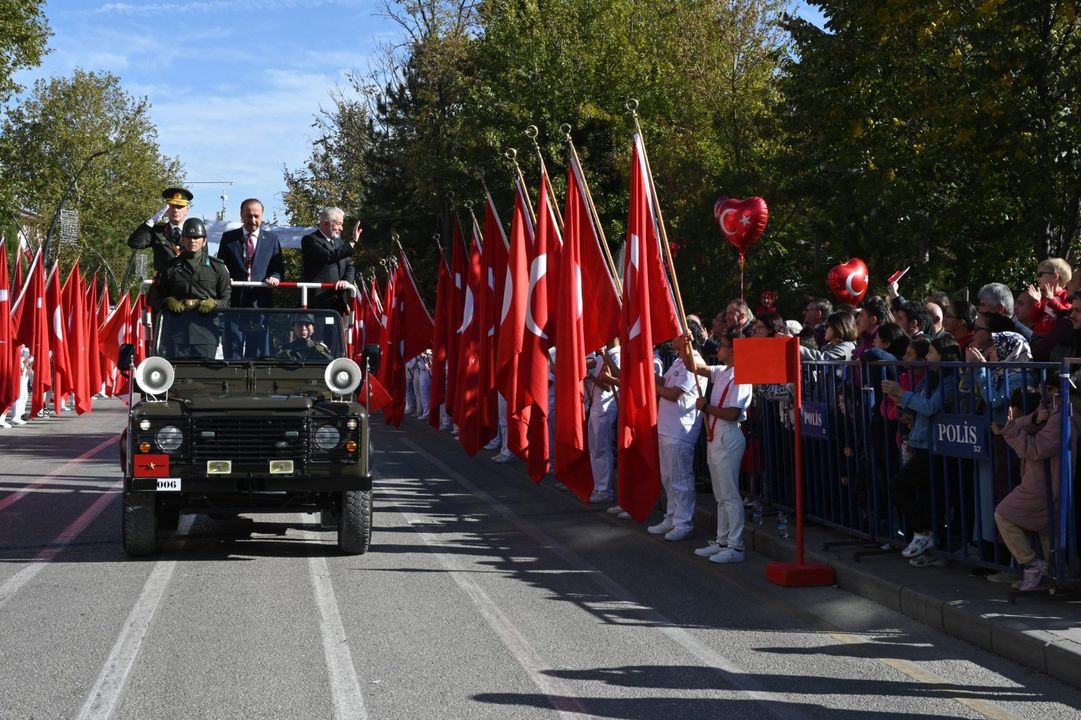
[{"xmin": 119, "ymin": 307, "xmax": 373, "ymax": 556}]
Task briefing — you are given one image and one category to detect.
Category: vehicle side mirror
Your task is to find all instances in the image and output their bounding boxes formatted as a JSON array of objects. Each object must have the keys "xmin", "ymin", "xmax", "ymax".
[
  {"xmin": 363, "ymin": 344, "xmax": 380, "ymax": 374},
  {"xmin": 117, "ymin": 344, "xmax": 135, "ymax": 375}
]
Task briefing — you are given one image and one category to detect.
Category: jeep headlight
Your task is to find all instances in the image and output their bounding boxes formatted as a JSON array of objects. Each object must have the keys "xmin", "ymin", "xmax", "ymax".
[
  {"xmin": 155, "ymin": 425, "xmax": 184, "ymax": 453},
  {"xmin": 314, "ymin": 424, "xmax": 341, "ymax": 450}
]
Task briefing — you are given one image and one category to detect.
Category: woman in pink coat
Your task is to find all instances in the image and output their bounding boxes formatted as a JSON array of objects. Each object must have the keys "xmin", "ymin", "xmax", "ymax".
[{"xmin": 994, "ymin": 387, "xmax": 1072, "ymax": 591}]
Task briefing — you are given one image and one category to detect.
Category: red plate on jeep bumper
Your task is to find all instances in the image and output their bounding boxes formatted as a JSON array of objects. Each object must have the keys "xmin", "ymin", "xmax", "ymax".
[{"xmin": 133, "ymin": 454, "xmax": 170, "ymax": 477}]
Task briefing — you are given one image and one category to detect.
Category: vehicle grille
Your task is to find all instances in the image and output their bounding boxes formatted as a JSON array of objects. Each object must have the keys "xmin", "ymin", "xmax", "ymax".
[{"xmin": 190, "ymin": 416, "xmax": 309, "ymax": 465}]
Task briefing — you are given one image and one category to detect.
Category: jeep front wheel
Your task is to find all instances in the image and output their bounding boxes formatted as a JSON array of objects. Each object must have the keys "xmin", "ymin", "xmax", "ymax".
[
  {"xmin": 122, "ymin": 491, "xmax": 158, "ymax": 557},
  {"xmin": 338, "ymin": 489, "xmax": 372, "ymax": 555}
]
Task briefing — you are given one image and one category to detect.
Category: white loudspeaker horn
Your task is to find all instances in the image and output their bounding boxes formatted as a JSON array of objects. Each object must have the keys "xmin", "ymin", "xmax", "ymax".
[
  {"xmin": 324, "ymin": 357, "xmax": 362, "ymax": 397},
  {"xmin": 135, "ymin": 356, "xmax": 175, "ymax": 396}
]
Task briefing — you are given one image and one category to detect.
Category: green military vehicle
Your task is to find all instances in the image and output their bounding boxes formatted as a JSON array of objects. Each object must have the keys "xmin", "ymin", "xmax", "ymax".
[{"xmin": 118, "ymin": 307, "xmax": 373, "ymax": 556}]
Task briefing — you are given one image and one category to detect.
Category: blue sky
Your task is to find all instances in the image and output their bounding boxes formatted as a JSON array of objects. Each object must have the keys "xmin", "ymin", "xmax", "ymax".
[{"xmin": 13, "ymin": 1, "xmax": 826, "ymax": 225}]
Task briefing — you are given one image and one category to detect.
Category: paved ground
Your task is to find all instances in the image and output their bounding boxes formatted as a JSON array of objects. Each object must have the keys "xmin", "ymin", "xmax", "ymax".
[{"xmin": 2, "ymin": 400, "xmax": 1081, "ymax": 719}]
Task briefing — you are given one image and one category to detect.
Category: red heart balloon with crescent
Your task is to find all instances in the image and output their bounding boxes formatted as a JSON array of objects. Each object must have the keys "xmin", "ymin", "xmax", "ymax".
[
  {"xmin": 714, "ymin": 196, "xmax": 769, "ymax": 256},
  {"xmin": 827, "ymin": 258, "xmax": 870, "ymax": 305}
]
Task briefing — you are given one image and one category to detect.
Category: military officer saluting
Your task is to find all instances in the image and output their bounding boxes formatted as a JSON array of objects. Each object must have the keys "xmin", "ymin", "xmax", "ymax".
[
  {"xmin": 277, "ymin": 314, "xmax": 333, "ymax": 361},
  {"xmin": 129, "ymin": 187, "xmax": 195, "ymax": 274},
  {"xmin": 151, "ymin": 218, "xmax": 232, "ymax": 358}
]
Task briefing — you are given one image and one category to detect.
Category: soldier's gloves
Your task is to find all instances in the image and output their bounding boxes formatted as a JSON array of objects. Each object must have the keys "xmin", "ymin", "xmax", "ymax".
[
  {"xmin": 163, "ymin": 297, "xmax": 186, "ymax": 314},
  {"xmin": 198, "ymin": 298, "xmax": 218, "ymax": 315},
  {"xmin": 147, "ymin": 204, "xmax": 169, "ymax": 227}
]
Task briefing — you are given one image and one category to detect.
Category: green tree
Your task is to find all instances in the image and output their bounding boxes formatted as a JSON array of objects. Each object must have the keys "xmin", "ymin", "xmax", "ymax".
[
  {"xmin": 0, "ymin": 69, "xmax": 182, "ymax": 285},
  {"xmin": 779, "ymin": 2, "xmax": 1081, "ymax": 298},
  {"xmin": 0, "ymin": 0, "xmax": 50, "ymax": 107}
]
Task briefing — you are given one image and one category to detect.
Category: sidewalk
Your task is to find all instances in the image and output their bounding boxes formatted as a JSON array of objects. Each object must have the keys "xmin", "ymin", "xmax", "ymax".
[{"xmin": 691, "ymin": 491, "xmax": 1081, "ymax": 689}]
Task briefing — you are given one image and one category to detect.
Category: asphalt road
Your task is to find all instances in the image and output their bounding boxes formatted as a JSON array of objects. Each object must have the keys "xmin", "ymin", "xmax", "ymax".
[{"xmin": 2, "ymin": 400, "xmax": 1080, "ymax": 720}]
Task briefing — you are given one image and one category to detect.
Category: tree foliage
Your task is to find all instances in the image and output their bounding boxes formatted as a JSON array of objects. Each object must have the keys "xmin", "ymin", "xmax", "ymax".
[
  {"xmin": 0, "ymin": 0, "xmax": 51, "ymax": 107},
  {"xmin": 0, "ymin": 69, "xmax": 183, "ymax": 285}
]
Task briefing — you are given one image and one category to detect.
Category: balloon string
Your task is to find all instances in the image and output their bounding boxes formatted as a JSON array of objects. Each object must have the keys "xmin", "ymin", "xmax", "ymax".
[{"xmin": 739, "ymin": 253, "xmax": 745, "ymax": 304}]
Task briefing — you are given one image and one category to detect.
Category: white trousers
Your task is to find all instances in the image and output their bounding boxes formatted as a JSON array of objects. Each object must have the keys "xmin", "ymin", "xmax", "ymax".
[
  {"xmin": 497, "ymin": 393, "xmax": 509, "ymax": 452},
  {"xmin": 658, "ymin": 434, "xmax": 696, "ymax": 532},
  {"xmin": 403, "ymin": 366, "xmax": 416, "ymax": 413},
  {"xmin": 412, "ymin": 368, "xmax": 430, "ymax": 416},
  {"xmin": 707, "ymin": 422, "xmax": 747, "ymax": 550},
  {"xmin": 588, "ymin": 402, "xmax": 617, "ymax": 495}
]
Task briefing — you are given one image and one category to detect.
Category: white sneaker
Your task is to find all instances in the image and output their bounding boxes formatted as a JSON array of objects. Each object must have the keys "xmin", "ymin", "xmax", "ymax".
[
  {"xmin": 0, "ymin": 419, "xmax": 10, "ymax": 429},
  {"xmin": 664, "ymin": 526, "xmax": 692, "ymax": 542},
  {"xmin": 606, "ymin": 505, "xmax": 625, "ymax": 515},
  {"xmin": 616, "ymin": 511, "xmax": 631, "ymax": 520},
  {"xmin": 694, "ymin": 541, "xmax": 725, "ymax": 557},
  {"xmin": 901, "ymin": 533, "xmax": 934, "ymax": 558},
  {"xmin": 491, "ymin": 451, "xmax": 516, "ymax": 464},
  {"xmin": 439, "ymin": 421, "xmax": 453, "ymax": 431},
  {"xmin": 709, "ymin": 547, "xmax": 746, "ymax": 564},
  {"xmin": 588, "ymin": 491, "xmax": 613, "ymax": 504},
  {"xmin": 11, "ymin": 417, "xmax": 26, "ymax": 426},
  {"xmin": 647, "ymin": 519, "xmax": 674, "ymax": 535},
  {"xmin": 482, "ymin": 437, "xmax": 502, "ymax": 451}
]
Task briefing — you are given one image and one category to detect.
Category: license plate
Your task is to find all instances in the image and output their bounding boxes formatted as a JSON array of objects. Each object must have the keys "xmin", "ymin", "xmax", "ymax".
[{"xmin": 155, "ymin": 478, "xmax": 181, "ymax": 492}]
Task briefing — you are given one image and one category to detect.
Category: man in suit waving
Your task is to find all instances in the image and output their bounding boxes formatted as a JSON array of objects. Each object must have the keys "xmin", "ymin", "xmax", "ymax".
[
  {"xmin": 216, "ymin": 198, "xmax": 283, "ymax": 308},
  {"xmin": 301, "ymin": 206, "xmax": 359, "ymax": 314}
]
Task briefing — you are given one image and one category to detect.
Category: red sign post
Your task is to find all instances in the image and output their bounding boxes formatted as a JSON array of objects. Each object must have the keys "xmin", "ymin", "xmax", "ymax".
[{"xmin": 733, "ymin": 337, "xmax": 835, "ymax": 587}]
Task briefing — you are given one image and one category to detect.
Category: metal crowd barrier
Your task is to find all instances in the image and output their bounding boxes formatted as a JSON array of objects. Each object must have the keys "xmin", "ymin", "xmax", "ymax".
[{"xmin": 745, "ymin": 357, "xmax": 1078, "ymax": 585}]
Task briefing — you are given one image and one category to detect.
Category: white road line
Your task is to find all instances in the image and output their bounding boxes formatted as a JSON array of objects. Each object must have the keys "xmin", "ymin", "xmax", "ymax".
[
  {"xmin": 0, "ymin": 434, "xmax": 119, "ymax": 513},
  {"xmin": 398, "ymin": 438, "xmax": 806, "ymax": 720},
  {"xmin": 397, "ymin": 506, "xmax": 591, "ymax": 720},
  {"xmin": 0, "ymin": 480, "xmax": 122, "ymax": 612},
  {"xmin": 76, "ymin": 515, "xmax": 194, "ymax": 720},
  {"xmin": 303, "ymin": 531, "xmax": 370, "ymax": 720}
]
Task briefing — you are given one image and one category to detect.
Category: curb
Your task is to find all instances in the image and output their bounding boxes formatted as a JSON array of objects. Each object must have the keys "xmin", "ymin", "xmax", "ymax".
[{"xmin": 691, "ymin": 498, "xmax": 1081, "ymax": 690}]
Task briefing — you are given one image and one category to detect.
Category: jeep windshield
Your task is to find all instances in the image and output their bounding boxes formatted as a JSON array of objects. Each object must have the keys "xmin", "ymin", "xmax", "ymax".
[{"xmin": 152, "ymin": 308, "xmax": 348, "ymax": 362}]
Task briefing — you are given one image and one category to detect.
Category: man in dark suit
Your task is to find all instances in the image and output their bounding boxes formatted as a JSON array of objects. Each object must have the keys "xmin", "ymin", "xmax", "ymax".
[
  {"xmin": 216, "ymin": 198, "xmax": 283, "ymax": 308},
  {"xmin": 128, "ymin": 187, "xmax": 193, "ymax": 274},
  {"xmin": 301, "ymin": 206, "xmax": 360, "ymax": 314}
]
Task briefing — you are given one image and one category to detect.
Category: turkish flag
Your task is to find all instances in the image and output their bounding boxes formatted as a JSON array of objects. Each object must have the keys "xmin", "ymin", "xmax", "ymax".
[
  {"xmin": 0, "ymin": 238, "xmax": 15, "ymax": 411},
  {"xmin": 480, "ymin": 191, "xmax": 508, "ymax": 434},
  {"xmin": 515, "ymin": 170, "xmax": 558, "ymax": 481},
  {"xmin": 566, "ymin": 151, "xmax": 622, "ymax": 350},
  {"xmin": 86, "ymin": 275, "xmax": 104, "ymax": 398},
  {"xmin": 62, "ymin": 261, "xmax": 92, "ymax": 414},
  {"xmin": 445, "ymin": 222, "xmax": 467, "ymax": 420},
  {"xmin": 617, "ymin": 132, "xmax": 683, "ymax": 522},
  {"xmin": 14, "ymin": 251, "xmax": 51, "ymax": 418},
  {"xmin": 428, "ymin": 250, "xmax": 452, "ymax": 429},
  {"xmin": 495, "ymin": 179, "xmax": 533, "ymax": 456},
  {"xmin": 453, "ymin": 223, "xmax": 486, "ymax": 455},
  {"xmin": 376, "ymin": 263, "xmax": 402, "ymax": 425},
  {"xmin": 368, "ymin": 276, "xmax": 384, "ymax": 347},
  {"xmin": 358, "ymin": 372, "xmax": 393, "ymax": 414},
  {"xmin": 553, "ymin": 171, "xmax": 595, "ymax": 503},
  {"xmin": 98, "ymin": 292, "xmax": 131, "ymax": 376},
  {"xmin": 45, "ymin": 264, "xmax": 71, "ymax": 412},
  {"xmin": 396, "ymin": 252, "xmax": 433, "ymax": 363}
]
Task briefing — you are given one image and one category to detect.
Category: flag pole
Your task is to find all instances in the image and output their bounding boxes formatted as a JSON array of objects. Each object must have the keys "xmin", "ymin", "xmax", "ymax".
[
  {"xmin": 504, "ymin": 149, "xmax": 538, "ymax": 226},
  {"xmin": 626, "ymin": 99, "xmax": 689, "ymax": 333},
  {"xmin": 525, "ymin": 125, "xmax": 565, "ymax": 229},
  {"xmin": 561, "ymin": 124, "xmax": 622, "ymax": 297}
]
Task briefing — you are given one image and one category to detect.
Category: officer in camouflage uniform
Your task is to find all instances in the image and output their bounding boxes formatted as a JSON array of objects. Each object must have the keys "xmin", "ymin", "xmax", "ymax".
[
  {"xmin": 128, "ymin": 187, "xmax": 194, "ymax": 274},
  {"xmin": 152, "ymin": 217, "xmax": 232, "ymax": 358},
  {"xmin": 276, "ymin": 314, "xmax": 333, "ymax": 361}
]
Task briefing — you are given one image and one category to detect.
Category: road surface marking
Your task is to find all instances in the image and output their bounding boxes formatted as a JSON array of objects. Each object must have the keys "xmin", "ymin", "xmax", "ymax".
[
  {"xmin": 0, "ymin": 434, "xmax": 118, "ymax": 512},
  {"xmin": 0, "ymin": 480, "xmax": 121, "ymax": 611},
  {"xmin": 76, "ymin": 516, "xmax": 194, "ymax": 720}
]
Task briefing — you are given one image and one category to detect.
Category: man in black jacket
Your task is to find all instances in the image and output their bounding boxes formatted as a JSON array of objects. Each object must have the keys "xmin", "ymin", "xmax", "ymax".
[
  {"xmin": 216, "ymin": 198, "xmax": 283, "ymax": 308},
  {"xmin": 128, "ymin": 187, "xmax": 193, "ymax": 274},
  {"xmin": 301, "ymin": 207, "xmax": 360, "ymax": 314}
]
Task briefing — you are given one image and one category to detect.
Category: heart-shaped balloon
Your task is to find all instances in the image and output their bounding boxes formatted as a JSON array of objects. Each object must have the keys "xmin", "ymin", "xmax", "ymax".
[
  {"xmin": 827, "ymin": 258, "xmax": 870, "ymax": 305},
  {"xmin": 714, "ymin": 196, "xmax": 769, "ymax": 256}
]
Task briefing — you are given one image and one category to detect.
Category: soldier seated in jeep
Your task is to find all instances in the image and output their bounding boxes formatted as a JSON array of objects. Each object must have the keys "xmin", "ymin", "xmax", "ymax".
[{"xmin": 276, "ymin": 314, "xmax": 334, "ymax": 361}]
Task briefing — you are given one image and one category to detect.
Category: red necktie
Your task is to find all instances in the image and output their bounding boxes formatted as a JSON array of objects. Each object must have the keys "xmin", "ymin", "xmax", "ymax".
[{"xmin": 245, "ymin": 232, "xmax": 255, "ymax": 279}]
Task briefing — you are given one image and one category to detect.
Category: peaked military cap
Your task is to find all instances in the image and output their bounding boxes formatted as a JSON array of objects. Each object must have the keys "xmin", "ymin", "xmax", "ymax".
[{"xmin": 162, "ymin": 187, "xmax": 194, "ymax": 207}]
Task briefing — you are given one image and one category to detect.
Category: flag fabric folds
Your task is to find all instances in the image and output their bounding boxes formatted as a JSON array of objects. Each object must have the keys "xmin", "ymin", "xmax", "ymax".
[
  {"xmin": 0, "ymin": 239, "xmax": 16, "ymax": 412},
  {"xmin": 453, "ymin": 219, "xmax": 487, "ymax": 455},
  {"xmin": 428, "ymin": 249, "xmax": 453, "ymax": 429},
  {"xmin": 617, "ymin": 132, "xmax": 683, "ymax": 522}
]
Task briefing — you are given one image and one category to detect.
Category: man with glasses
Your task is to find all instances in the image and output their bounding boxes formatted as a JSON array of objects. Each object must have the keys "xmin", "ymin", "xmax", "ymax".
[
  {"xmin": 942, "ymin": 300, "xmax": 976, "ymax": 352},
  {"xmin": 803, "ymin": 298, "xmax": 832, "ymax": 347}
]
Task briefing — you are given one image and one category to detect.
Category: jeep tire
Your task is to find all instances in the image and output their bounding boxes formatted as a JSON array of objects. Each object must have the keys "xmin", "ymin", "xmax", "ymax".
[
  {"xmin": 122, "ymin": 491, "xmax": 158, "ymax": 557},
  {"xmin": 338, "ymin": 489, "xmax": 372, "ymax": 555}
]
